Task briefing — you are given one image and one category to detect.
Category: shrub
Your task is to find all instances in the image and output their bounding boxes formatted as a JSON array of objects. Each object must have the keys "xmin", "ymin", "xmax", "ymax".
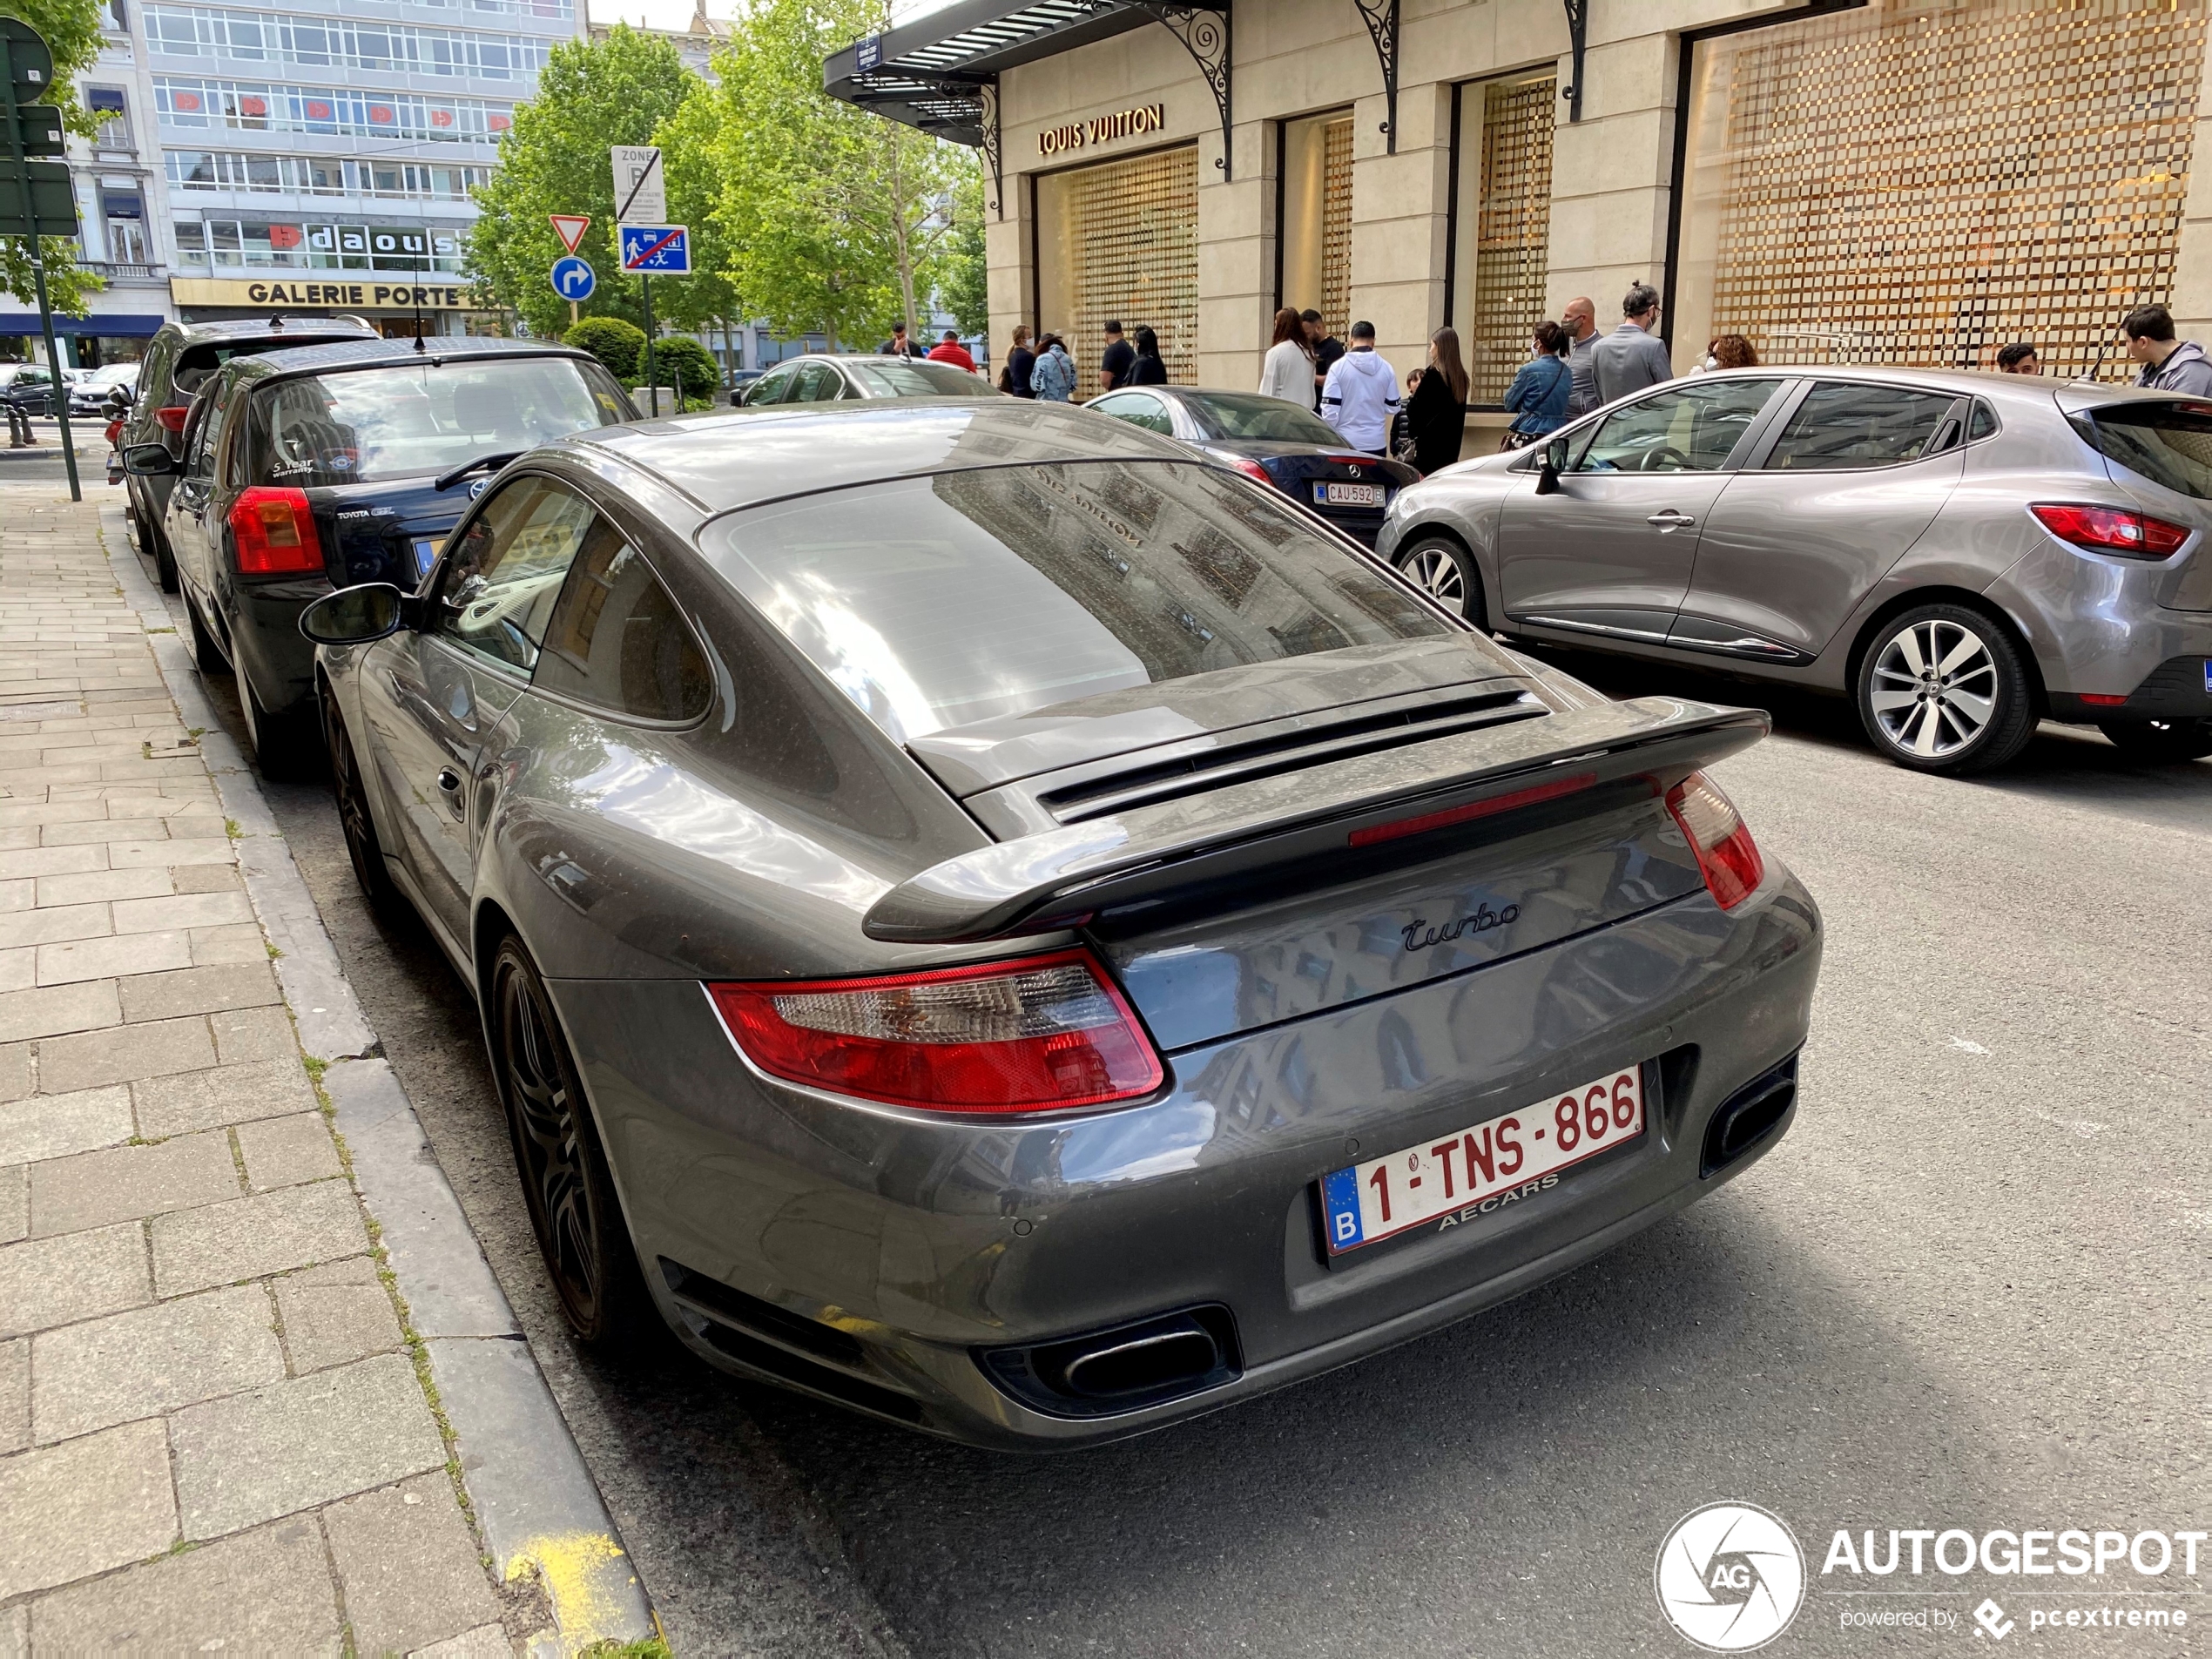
[
  {"xmin": 563, "ymin": 316, "xmax": 646, "ymax": 380},
  {"xmin": 647, "ymin": 336, "xmax": 718, "ymax": 401}
]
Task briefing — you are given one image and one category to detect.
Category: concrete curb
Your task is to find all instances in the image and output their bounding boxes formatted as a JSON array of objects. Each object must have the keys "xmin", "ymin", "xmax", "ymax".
[{"xmin": 99, "ymin": 499, "xmax": 658, "ymax": 1656}]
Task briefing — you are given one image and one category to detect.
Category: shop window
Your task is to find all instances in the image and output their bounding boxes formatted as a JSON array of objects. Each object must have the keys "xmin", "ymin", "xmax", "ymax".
[
  {"xmin": 1278, "ymin": 109, "xmax": 1353, "ymax": 342},
  {"xmin": 1448, "ymin": 71, "xmax": 1555, "ymax": 406},
  {"xmin": 1035, "ymin": 144, "xmax": 1198, "ymax": 394},
  {"xmin": 1674, "ymin": 0, "xmax": 2209, "ymax": 380}
]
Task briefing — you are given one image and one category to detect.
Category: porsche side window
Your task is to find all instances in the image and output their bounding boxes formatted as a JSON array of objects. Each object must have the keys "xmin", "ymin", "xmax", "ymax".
[
  {"xmin": 534, "ymin": 526, "xmax": 711, "ymax": 722},
  {"xmin": 434, "ymin": 478, "xmax": 594, "ymax": 673},
  {"xmin": 1573, "ymin": 381, "xmax": 1775, "ymax": 474}
]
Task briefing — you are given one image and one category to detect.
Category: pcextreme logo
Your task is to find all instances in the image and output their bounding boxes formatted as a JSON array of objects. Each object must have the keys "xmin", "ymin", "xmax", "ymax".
[{"xmin": 1656, "ymin": 1502, "xmax": 1808, "ymax": 1652}]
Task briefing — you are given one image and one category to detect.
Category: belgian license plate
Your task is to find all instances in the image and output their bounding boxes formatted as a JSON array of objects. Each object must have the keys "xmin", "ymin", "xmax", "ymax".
[
  {"xmin": 2203, "ymin": 659, "xmax": 2211, "ymax": 695},
  {"xmin": 1321, "ymin": 1065, "xmax": 1646, "ymax": 1256},
  {"xmin": 1315, "ymin": 481, "xmax": 1384, "ymax": 507},
  {"xmin": 411, "ymin": 537, "xmax": 442, "ymax": 580}
]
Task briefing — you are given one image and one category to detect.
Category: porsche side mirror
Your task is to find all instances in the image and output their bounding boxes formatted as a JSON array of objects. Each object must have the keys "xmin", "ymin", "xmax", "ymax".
[
  {"xmin": 300, "ymin": 583, "xmax": 408, "ymax": 647},
  {"xmin": 120, "ymin": 442, "xmax": 176, "ymax": 476}
]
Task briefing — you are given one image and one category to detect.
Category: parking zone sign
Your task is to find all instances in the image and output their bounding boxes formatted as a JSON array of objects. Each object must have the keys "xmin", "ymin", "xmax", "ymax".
[{"xmin": 618, "ymin": 224, "xmax": 691, "ymax": 274}]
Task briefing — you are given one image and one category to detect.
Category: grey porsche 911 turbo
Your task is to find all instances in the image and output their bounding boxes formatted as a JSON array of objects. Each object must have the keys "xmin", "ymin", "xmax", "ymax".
[{"xmin": 299, "ymin": 398, "xmax": 1823, "ymax": 1448}]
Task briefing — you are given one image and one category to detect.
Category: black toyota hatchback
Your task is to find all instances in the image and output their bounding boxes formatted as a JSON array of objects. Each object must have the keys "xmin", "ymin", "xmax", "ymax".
[{"xmin": 125, "ymin": 337, "xmax": 633, "ymax": 776}]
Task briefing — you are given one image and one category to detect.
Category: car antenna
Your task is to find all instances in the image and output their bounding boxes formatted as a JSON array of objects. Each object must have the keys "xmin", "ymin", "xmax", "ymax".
[{"xmin": 412, "ymin": 251, "xmax": 427, "ymax": 353}]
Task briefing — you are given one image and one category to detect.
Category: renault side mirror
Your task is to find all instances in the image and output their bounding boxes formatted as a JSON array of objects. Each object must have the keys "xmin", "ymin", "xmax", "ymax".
[
  {"xmin": 300, "ymin": 583, "xmax": 408, "ymax": 646},
  {"xmin": 121, "ymin": 443, "xmax": 176, "ymax": 476},
  {"xmin": 1534, "ymin": 439, "xmax": 1568, "ymax": 495}
]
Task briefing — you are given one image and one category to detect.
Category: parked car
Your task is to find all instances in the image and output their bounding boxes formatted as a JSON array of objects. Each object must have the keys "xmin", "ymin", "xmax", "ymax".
[
  {"xmin": 123, "ymin": 336, "xmax": 634, "ymax": 776},
  {"xmin": 70, "ymin": 360, "xmax": 140, "ymax": 417},
  {"xmin": 733, "ymin": 353, "xmax": 998, "ymax": 406},
  {"xmin": 119, "ymin": 315, "xmax": 381, "ymax": 592},
  {"xmin": 0, "ymin": 361, "xmax": 57, "ymax": 419},
  {"xmin": 297, "ymin": 397, "xmax": 1822, "ymax": 1447},
  {"xmin": 1376, "ymin": 368, "xmax": 2212, "ymax": 772},
  {"xmin": 725, "ymin": 368, "xmax": 765, "ymax": 405},
  {"xmin": 1089, "ymin": 385, "xmax": 1420, "ymax": 545}
]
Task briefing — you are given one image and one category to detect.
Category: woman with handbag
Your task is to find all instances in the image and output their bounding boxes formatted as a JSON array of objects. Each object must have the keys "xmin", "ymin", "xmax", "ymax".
[
  {"xmin": 1402, "ymin": 327, "xmax": 1471, "ymax": 475},
  {"xmin": 1257, "ymin": 307, "xmax": 1318, "ymax": 408},
  {"xmin": 1499, "ymin": 321, "xmax": 1572, "ymax": 450}
]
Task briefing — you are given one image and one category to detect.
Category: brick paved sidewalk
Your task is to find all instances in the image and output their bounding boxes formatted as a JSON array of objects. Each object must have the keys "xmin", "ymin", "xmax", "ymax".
[{"xmin": 0, "ymin": 492, "xmax": 536, "ymax": 1655}]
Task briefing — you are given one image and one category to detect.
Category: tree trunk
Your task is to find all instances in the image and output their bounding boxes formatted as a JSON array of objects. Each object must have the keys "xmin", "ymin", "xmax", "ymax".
[{"xmin": 888, "ymin": 131, "xmax": 920, "ymax": 341}]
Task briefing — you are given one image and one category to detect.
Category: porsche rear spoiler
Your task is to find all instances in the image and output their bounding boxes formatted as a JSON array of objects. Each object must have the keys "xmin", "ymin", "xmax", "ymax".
[{"xmin": 863, "ymin": 697, "xmax": 1769, "ymax": 943}]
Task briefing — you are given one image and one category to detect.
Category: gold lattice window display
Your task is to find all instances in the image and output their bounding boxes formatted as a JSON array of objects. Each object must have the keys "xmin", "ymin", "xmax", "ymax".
[
  {"xmin": 1467, "ymin": 73, "xmax": 1555, "ymax": 405},
  {"xmin": 1035, "ymin": 145, "xmax": 1199, "ymax": 393},
  {"xmin": 1676, "ymin": 0, "xmax": 2209, "ymax": 381},
  {"xmin": 1320, "ymin": 116, "xmax": 1354, "ymax": 341}
]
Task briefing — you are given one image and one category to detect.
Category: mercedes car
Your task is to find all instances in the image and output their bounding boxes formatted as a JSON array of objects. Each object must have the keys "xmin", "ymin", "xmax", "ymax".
[{"xmin": 299, "ymin": 398, "xmax": 1823, "ymax": 1447}]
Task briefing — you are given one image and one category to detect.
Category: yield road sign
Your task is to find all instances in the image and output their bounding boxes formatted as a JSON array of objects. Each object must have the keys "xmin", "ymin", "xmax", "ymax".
[
  {"xmin": 618, "ymin": 225, "xmax": 690, "ymax": 275},
  {"xmin": 550, "ymin": 212, "xmax": 590, "ymax": 253},
  {"xmin": 550, "ymin": 255, "xmax": 595, "ymax": 300},
  {"xmin": 611, "ymin": 145, "xmax": 664, "ymax": 226}
]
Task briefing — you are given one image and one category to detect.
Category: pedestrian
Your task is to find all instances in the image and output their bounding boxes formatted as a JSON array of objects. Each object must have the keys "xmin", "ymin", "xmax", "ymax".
[
  {"xmin": 927, "ymin": 329, "xmax": 976, "ymax": 372},
  {"xmin": 1319, "ymin": 320, "xmax": 1400, "ymax": 455},
  {"xmin": 878, "ymin": 321, "xmax": 921, "ymax": 359},
  {"xmin": 1303, "ymin": 308, "xmax": 1345, "ymax": 400},
  {"xmin": 1125, "ymin": 326, "xmax": 1168, "ymax": 386},
  {"xmin": 1099, "ymin": 320, "xmax": 1135, "ymax": 393},
  {"xmin": 1258, "ymin": 307, "xmax": 1317, "ymax": 408},
  {"xmin": 2122, "ymin": 305, "xmax": 2212, "ymax": 394},
  {"xmin": 1403, "ymin": 325, "xmax": 1471, "ymax": 475},
  {"xmin": 1995, "ymin": 341, "xmax": 2040, "ymax": 374},
  {"xmin": 1001, "ymin": 325, "xmax": 1035, "ymax": 397},
  {"xmin": 1711, "ymin": 334, "xmax": 1757, "ymax": 370},
  {"xmin": 1029, "ymin": 333, "xmax": 1076, "ymax": 402},
  {"xmin": 1500, "ymin": 320, "xmax": 1573, "ymax": 449},
  {"xmin": 1590, "ymin": 282, "xmax": 1673, "ymax": 405},
  {"xmin": 1561, "ymin": 295, "xmax": 1601, "ymax": 415}
]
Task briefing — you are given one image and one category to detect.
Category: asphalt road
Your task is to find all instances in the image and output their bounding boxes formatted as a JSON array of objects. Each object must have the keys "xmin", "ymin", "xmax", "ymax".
[{"xmin": 151, "ymin": 546, "xmax": 2209, "ymax": 1656}]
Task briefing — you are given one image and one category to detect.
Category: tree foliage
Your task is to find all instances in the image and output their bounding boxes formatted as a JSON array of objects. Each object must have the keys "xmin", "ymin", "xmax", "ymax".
[
  {"xmin": 937, "ymin": 165, "xmax": 989, "ymax": 338},
  {"xmin": 463, "ymin": 25, "xmax": 702, "ymax": 340},
  {"xmin": 564, "ymin": 314, "xmax": 645, "ymax": 378},
  {"xmin": 0, "ymin": 0, "xmax": 111, "ymax": 314},
  {"xmin": 647, "ymin": 334, "xmax": 717, "ymax": 400}
]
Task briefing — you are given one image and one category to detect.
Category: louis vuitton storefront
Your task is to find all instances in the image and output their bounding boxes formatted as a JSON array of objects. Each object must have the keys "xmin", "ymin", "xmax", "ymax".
[{"xmin": 829, "ymin": 0, "xmax": 2212, "ymax": 408}]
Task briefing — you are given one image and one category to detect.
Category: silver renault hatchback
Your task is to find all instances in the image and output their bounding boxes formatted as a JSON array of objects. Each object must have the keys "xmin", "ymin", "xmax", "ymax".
[{"xmin": 1376, "ymin": 368, "xmax": 2212, "ymax": 773}]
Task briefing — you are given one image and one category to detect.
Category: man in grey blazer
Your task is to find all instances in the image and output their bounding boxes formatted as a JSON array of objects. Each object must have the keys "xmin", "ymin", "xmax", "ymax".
[{"xmin": 1591, "ymin": 282, "xmax": 1675, "ymax": 407}]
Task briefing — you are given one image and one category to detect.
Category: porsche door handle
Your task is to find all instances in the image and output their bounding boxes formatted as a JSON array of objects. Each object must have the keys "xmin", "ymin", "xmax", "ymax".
[{"xmin": 1646, "ymin": 510, "xmax": 1697, "ymax": 531}]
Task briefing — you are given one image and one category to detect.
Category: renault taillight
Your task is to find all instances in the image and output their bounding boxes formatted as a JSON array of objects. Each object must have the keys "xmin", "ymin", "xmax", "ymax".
[
  {"xmin": 230, "ymin": 487, "xmax": 323, "ymax": 575},
  {"xmin": 709, "ymin": 948, "xmax": 1163, "ymax": 1115},
  {"xmin": 1667, "ymin": 772, "xmax": 1764, "ymax": 911},
  {"xmin": 2029, "ymin": 502, "xmax": 2191, "ymax": 559}
]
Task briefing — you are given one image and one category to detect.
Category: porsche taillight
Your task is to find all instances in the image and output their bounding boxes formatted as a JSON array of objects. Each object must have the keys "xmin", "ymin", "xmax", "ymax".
[
  {"xmin": 709, "ymin": 948, "xmax": 1163, "ymax": 1115},
  {"xmin": 230, "ymin": 486, "xmax": 323, "ymax": 575},
  {"xmin": 1667, "ymin": 772, "xmax": 1764, "ymax": 911}
]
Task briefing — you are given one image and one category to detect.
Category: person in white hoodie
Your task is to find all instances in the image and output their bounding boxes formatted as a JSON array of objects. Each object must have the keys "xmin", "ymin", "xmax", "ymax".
[
  {"xmin": 1257, "ymin": 306, "xmax": 1317, "ymax": 409},
  {"xmin": 1319, "ymin": 320, "xmax": 1400, "ymax": 454}
]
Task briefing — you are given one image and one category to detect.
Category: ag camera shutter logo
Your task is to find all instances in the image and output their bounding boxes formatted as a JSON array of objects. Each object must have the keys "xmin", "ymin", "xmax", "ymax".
[{"xmin": 1656, "ymin": 1501, "xmax": 1806, "ymax": 1651}]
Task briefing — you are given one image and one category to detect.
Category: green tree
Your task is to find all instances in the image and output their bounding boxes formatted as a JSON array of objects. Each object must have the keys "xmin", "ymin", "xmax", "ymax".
[
  {"xmin": 0, "ymin": 0, "xmax": 111, "ymax": 316},
  {"xmin": 564, "ymin": 315, "xmax": 645, "ymax": 379},
  {"xmin": 463, "ymin": 25, "xmax": 698, "ymax": 340},
  {"xmin": 705, "ymin": 0, "xmax": 972, "ymax": 350},
  {"xmin": 936, "ymin": 162, "xmax": 988, "ymax": 338},
  {"xmin": 649, "ymin": 78, "xmax": 740, "ymax": 341}
]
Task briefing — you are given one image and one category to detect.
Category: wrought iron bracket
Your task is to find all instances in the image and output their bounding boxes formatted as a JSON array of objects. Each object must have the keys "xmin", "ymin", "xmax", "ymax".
[
  {"xmin": 1562, "ymin": 0, "xmax": 1588, "ymax": 122},
  {"xmin": 979, "ymin": 78, "xmax": 1004, "ymax": 219},
  {"xmin": 1127, "ymin": 3, "xmax": 1232, "ymax": 179},
  {"xmin": 1354, "ymin": 0, "xmax": 1399, "ymax": 152}
]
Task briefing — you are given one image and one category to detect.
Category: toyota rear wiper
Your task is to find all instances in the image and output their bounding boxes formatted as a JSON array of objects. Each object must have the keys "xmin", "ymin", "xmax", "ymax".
[{"xmin": 432, "ymin": 450, "xmax": 523, "ymax": 493}]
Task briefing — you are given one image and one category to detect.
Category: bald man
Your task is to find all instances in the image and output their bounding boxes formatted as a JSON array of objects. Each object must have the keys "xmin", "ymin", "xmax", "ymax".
[{"xmin": 1561, "ymin": 295, "xmax": 1600, "ymax": 415}]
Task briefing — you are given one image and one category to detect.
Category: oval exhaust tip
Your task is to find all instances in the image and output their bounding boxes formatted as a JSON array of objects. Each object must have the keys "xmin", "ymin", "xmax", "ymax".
[{"xmin": 1061, "ymin": 1321, "xmax": 1220, "ymax": 1399}]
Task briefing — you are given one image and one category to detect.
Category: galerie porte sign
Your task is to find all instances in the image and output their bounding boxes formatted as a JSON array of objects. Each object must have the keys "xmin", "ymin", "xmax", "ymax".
[{"xmin": 1037, "ymin": 103, "xmax": 1166, "ymax": 157}]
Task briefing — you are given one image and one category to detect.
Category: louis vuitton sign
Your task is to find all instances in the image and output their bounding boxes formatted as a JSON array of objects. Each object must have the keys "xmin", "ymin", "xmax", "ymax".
[{"xmin": 1037, "ymin": 103, "xmax": 1166, "ymax": 157}]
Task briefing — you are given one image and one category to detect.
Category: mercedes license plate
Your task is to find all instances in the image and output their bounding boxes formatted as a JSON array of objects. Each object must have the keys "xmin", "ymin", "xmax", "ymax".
[
  {"xmin": 1321, "ymin": 1065, "xmax": 1646, "ymax": 1255},
  {"xmin": 1315, "ymin": 481, "xmax": 1384, "ymax": 507}
]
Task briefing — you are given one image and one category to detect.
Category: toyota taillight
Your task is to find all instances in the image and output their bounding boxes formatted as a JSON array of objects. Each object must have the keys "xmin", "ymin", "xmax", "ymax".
[
  {"xmin": 1667, "ymin": 772, "xmax": 1764, "ymax": 911},
  {"xmin": 229, "ymin": 486, "xmax": 323, "ymax": 575},
  {"xmin": 709, "ymin": 948, "xmax": 1164, "ymax": 1115},
  {"xmin": 2029, "ymin": 502, "xmax": 2191, "ymax": 559},
  {"xmin": 153, "ymin": 404, "xmax": 191, "ymax": 435}
]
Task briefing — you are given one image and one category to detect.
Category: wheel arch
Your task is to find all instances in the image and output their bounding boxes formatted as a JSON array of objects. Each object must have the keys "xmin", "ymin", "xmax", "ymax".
[
  {"xmin": 1389, "ymin": 520, "xmax": 1494, "ymax": 629},
  {"xmin": 1843, "ymin": 585, "xmax": 2049, "ymax": 718}
]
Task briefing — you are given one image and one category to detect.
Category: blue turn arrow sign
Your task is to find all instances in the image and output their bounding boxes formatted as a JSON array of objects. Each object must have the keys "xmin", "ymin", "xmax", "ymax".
[{"xmin": 550, "ymin": 255, "xmax": 595, "ymax": 300}]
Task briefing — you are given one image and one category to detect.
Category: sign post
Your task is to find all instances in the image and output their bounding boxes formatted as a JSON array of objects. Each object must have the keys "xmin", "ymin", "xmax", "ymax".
[
  {"xmin": 617, "ymin": 224, "xmax": 689, "ymax": 414},
  {"xmin": 0, "ymin": 22, "xmax": 78, "ymax": 501},
  {"xmin": 612, "ymin": 148, "xmax": 671, "ymax": 407}
]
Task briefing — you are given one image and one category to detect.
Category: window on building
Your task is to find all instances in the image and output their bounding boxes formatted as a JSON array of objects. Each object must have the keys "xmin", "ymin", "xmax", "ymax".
[
  {"xmin": 1278, "ymin": 109, "xmax": 1353, "ymax": 344},
  {"xmin": 98, "ymin": 185, "xmax": 146, "ymax": 264},
  {"xmin": 86, "ymin": 87, "xmax": 130, "ymax": 149},
  {"xmin": 141, "ymin": 5, "xmax": 556, "ymax": 79},
  {"xmin": 1448, "ymin": 70, "xmax": 1556, "ymax": 407},
  {"xmin": 1035, "ymin": 145, "xmax": 1198, "ymax": 393}
]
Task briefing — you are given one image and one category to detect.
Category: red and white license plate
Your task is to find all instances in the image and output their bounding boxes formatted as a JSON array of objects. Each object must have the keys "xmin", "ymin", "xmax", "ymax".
[{"xmin": 1321, "ymin": 1065, "xmax": 1645, "ymax": 1255}]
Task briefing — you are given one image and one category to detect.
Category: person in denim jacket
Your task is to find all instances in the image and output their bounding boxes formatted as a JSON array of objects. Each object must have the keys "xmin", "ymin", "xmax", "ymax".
[{"xmin": 1501, "ymin": 321, "xmax": 1574, "ymax": 448}]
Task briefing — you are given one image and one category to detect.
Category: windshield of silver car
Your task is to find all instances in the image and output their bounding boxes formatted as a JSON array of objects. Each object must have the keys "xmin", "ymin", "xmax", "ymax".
[
  {"xmin": 247, "ymin": 356, "xmax": 631, "ymax": 487},
  {"xmin": 707, "ymin": 461, "xmax": 1456, "ymax": 742},
  {"xmin": 846, "ymin": 361, "xmax": 997, "ymax": 398}
]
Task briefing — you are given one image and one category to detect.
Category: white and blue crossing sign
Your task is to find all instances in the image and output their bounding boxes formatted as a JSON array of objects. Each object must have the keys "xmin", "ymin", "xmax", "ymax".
[
  {"xmin": 550, "ymin": 255, "xmax": 594, "ymax": 301},
  {"xmin": 618, "ymin": 224, "xmax": 691, "ymax": 275}
]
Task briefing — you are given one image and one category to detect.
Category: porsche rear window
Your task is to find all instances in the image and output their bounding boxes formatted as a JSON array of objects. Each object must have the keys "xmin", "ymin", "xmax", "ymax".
[
  {"xmin": 705, "ymin": 461, "xmax": 1453, "ymax": 742},
  {"xmin": 2075, "ymin": 403, "xmax": 2212, "ymax": 499}
]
